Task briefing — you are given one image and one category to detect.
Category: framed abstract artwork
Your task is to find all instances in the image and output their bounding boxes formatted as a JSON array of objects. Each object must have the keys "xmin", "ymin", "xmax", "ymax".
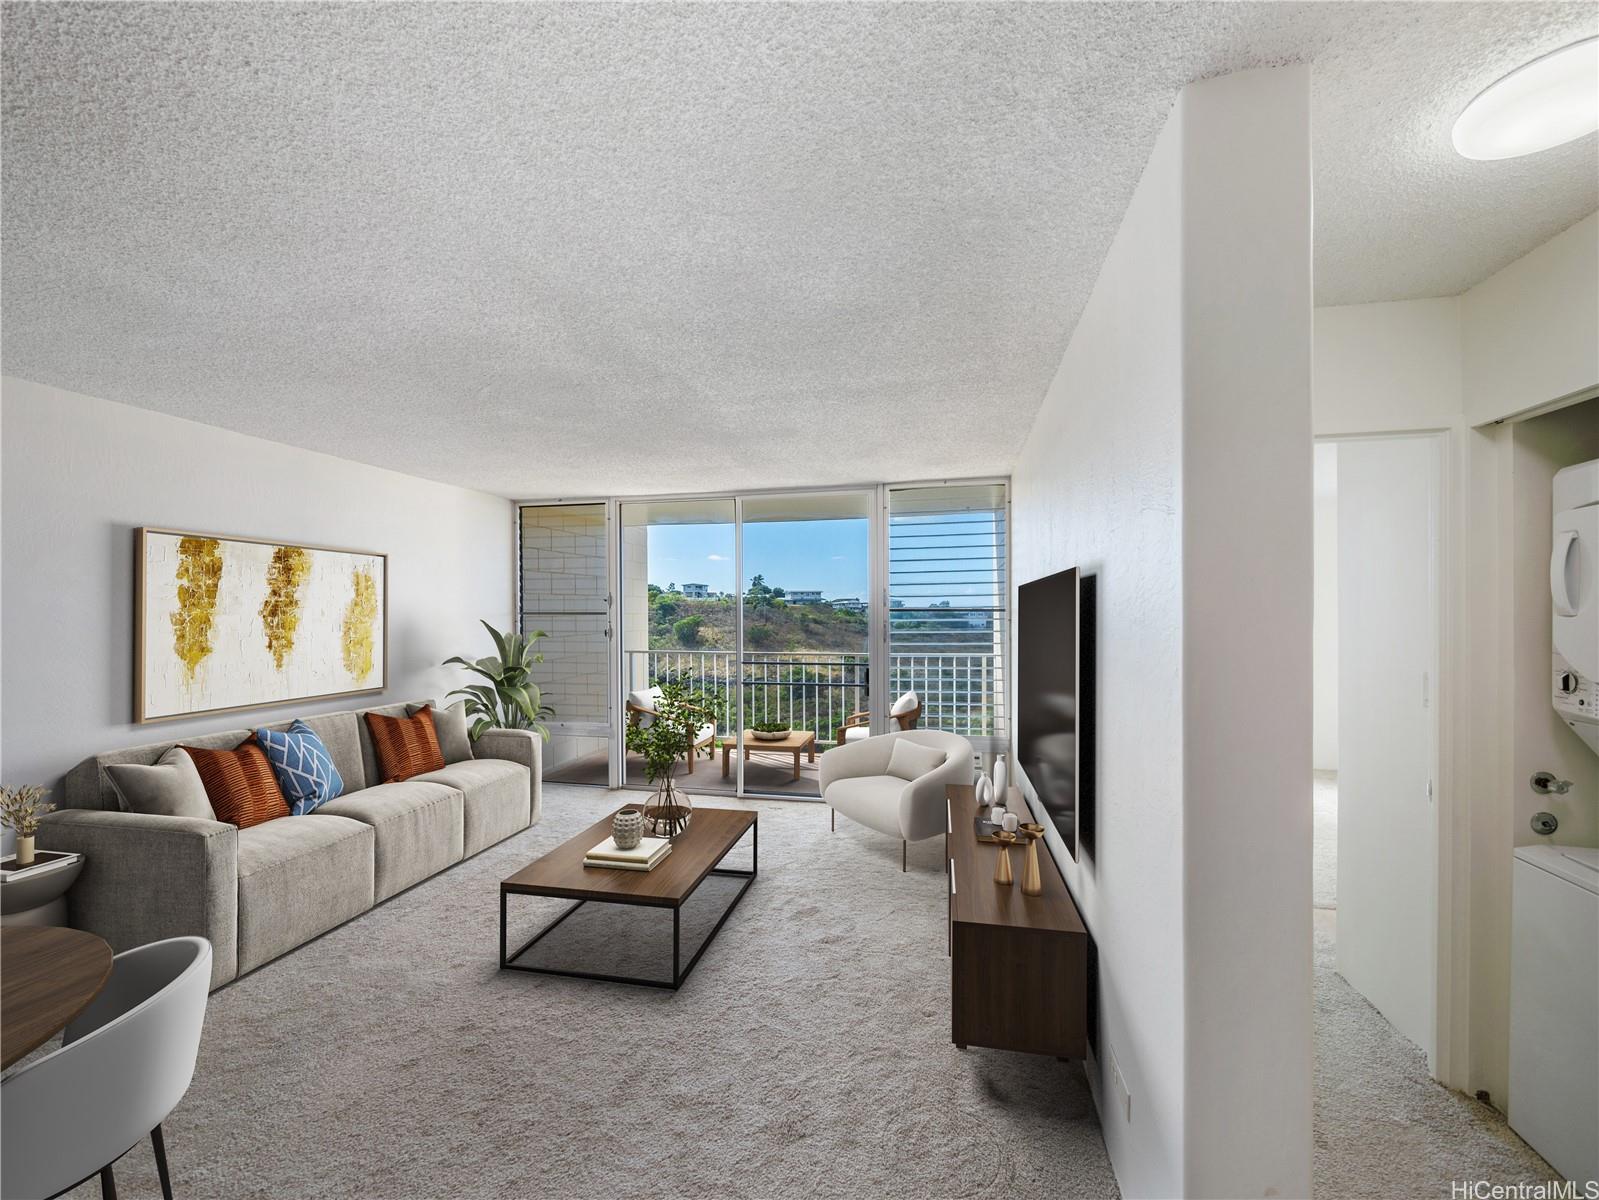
[{"xmin": 136, "ymin": 527, "xmax": 388, "ymax": 723}]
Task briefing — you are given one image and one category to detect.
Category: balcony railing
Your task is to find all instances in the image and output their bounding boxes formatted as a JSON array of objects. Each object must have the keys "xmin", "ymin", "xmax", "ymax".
[{"xmin": 624, "ymin": 649, "xmax": 1004, "ymax": 744}]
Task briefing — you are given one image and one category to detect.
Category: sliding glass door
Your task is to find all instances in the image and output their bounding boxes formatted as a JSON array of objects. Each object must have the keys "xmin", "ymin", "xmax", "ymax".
[
  {"xmin": 737, "ymin": 492, "xmax": 871, "ymax": 798},
  {"xmin": 618, "ymin": 499, "xmax": 737, "ymax": 795}
]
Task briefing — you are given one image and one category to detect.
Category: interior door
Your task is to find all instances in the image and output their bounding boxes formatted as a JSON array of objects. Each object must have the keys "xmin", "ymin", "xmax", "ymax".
[{"xmin": 1335, "ymin": 435, "xmax": 1440, "ymax": 1059}]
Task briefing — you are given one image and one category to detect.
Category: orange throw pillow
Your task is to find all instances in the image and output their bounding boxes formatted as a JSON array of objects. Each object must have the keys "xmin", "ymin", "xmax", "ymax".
[
  {"xmin": 181, "ymin": 738, "xmax": 290, "ymax": 829},
  {"xmin": 364, "ymin": 708, "xmax": 445, "ymax": 783}
]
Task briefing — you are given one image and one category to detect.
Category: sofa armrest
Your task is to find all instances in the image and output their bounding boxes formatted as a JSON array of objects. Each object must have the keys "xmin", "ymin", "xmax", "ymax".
[
  {"xmin": 472, "ymin": 729, "xmax": 544, "ymax": 824},
  {"xmin": 37, "ymin": 809, "xmax": 239, "ymax": 988}
]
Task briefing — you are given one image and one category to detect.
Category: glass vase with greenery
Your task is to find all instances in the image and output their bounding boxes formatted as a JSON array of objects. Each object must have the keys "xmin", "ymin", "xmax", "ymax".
[
  {"xmin": 624, "ymin": 679, "xmax": 713, "ymax": 839},
  {"xmin": 443, "ymin": 621, "xmax": 554, "ymax": 742}
]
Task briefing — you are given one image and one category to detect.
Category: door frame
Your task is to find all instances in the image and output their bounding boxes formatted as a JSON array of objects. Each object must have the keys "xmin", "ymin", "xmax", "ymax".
[{"xmin": 1315, "ymin": 429, "xmax": 1451, "ymax": 1078}]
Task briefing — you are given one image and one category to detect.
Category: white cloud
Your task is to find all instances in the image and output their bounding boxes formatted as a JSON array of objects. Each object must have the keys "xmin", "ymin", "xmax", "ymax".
[{"xmin": 707, "ymin": 553, "xmax": 728, "ymax": 561}]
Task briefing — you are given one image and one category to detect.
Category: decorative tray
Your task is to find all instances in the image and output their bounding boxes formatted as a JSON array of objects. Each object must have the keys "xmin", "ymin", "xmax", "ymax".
[{"xmin": 973, "ymin": 815, "xmax": 1045, "ymax": 845}]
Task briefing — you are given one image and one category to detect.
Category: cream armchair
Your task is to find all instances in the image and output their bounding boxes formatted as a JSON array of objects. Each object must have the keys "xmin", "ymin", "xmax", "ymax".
[{"xmin": 819, "ymin": 729, "xmax": 974, "ymax": 870}]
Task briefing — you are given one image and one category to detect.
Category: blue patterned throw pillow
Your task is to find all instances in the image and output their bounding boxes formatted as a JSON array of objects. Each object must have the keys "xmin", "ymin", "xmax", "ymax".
[{"xmin": 256, "ymin": 720, "xmax": 344, "ymax": 815}]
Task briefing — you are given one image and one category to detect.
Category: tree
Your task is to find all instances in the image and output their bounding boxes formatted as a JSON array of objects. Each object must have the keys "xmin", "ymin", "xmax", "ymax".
[
  {"xmin": 673, "ymin": 616, "xmax": 703, "ymax": 646},
  {"xmin": 747, "ymin": 574, "xmax": 774, "ymax": 610},
  {"xmin": 648, "ymin": 583, "xmax": 662, "ymax": 598},
  {"xmin": 667, "ymin": 582, "xmax": 677, "ymax": 593}
]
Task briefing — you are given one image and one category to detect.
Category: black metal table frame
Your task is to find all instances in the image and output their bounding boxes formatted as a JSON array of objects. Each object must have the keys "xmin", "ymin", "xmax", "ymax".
[{"xmin": 499, "ymin": 819, "xmax": 757, "ymax": 990}]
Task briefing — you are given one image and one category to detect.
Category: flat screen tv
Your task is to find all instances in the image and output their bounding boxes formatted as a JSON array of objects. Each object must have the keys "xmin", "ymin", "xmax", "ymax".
[{"xmin": 1016, "ymin": 567, "xmax": 1095, "ymax": 861}]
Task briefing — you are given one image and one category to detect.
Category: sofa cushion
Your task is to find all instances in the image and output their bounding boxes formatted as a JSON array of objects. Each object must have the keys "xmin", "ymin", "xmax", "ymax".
[
  {"xmin": 364, "ymin": 708, "xmax": 446, "ymax": 783},
  {"xmin": 823, "ymin": 774, "xmax": 907, "ymax": 839},
  {"xmin": 415, "ymin": 702, "xmax": 472, "ymax": 764},
  {"xmin": 890, "ymin": 690, "xmax": 921, "ymax": 717},
  {"xmin": 236, "ymin": 814, "xmax": 373, "ymax": 974},
  {"xmin": 182, "ymin": 738, "xmax": 291, "ymax": 829},
  {"xmin": 105, "ymin": 747, "xmax": 216, "ymax": 820},
  {"xmin": 355, "ymin": 700, "xmax": 432, "ymax": 788},
  {"xmin": 317, "ymin": 780, "xmax": 463, "ymax": 901},
  {"xmin": 261, "ymin": 711, "xmax": 364, "ymax": 796},
  {"xmin": 886, "ymin": 738, "xmax": 945, "ymax": 782},
  {"xmin": 256, "ymin": 719, "xmax": 345, "ymax": 815},
  {"xmin": 412, "ymin": 758, "xmax": 530, "ymax": 857}
]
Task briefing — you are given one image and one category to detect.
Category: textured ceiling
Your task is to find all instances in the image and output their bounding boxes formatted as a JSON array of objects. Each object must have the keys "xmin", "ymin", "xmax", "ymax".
[{"xmin": 3, "ymin": 2, "xmax": 1596, "ymax": 497}]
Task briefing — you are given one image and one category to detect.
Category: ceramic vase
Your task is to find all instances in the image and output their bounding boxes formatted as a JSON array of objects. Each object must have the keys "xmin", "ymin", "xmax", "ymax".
[
  {"xmin": 612, "ymin": 806, "xmax": 644, "ymax": 851},
  {"xmin": 975, "ymin": 776, "xmax": 993, "ymax": 807},
  {"xmin": 993, "ymin": 755, "xmax": 1008, "ymax": 801}
]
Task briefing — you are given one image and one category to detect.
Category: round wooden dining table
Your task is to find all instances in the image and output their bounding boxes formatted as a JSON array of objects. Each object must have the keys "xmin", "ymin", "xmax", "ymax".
[{"xmin": 1, "ymin": 926, "xmax": 114, "ymax": 1070}]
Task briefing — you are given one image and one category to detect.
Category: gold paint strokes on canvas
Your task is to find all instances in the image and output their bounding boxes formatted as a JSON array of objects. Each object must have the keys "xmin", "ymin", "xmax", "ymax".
[
  {"xmin": 259, "ymin": 546, "xmax": 313, "ymax": 670},
  {"xmin": 342, "ymin": 567, "xmax": 378, "ymax": 682},
  {"xmin": 170, "ymin": 536, "xmax": 223, "ymax": 682}
]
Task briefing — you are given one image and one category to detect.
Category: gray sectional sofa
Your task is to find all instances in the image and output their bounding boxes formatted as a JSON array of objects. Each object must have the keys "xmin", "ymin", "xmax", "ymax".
[{"xmin": 38, "ymin": 700, "xmax": 542, "ymax": 989}]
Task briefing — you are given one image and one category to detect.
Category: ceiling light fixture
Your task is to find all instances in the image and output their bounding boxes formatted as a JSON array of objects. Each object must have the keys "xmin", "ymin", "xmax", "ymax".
[{"xmin": 1452, "ymin": 37, "xmax": 1599, "ymax": 160}]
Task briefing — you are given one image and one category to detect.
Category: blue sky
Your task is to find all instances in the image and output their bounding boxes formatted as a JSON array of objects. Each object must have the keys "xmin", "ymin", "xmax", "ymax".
[{"xmin": 646, "ymin": 518, "xmax": 869, "ymax": 600}]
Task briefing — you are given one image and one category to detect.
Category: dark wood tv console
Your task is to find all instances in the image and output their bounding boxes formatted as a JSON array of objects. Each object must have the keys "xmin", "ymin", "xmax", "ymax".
[{"xmin": 947, "ymin": 784, "xmax": 1089, "ymax": 1058}]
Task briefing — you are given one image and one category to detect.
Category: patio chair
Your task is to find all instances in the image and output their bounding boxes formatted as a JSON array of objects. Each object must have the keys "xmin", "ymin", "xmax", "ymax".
[
  {"xmin": 835, "ymin": 690, "xmax": 921, "ymax": 748},
  {"xmin": 625, "ymin": 685, "xmax": 717, "ymax": 773}
]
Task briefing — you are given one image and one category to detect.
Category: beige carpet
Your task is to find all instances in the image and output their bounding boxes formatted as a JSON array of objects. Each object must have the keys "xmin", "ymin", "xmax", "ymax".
[
  {"xmin": 66, "ymin": 786, "xmax": 1118, "ymax": 1200},
  {"xmin": 49, "ymin": 786, "xmax": 1559, "ymax": 1200},
  {"xmin": 1312, "ymin": 910, "xmax": 1555, "ymax": 1198}
]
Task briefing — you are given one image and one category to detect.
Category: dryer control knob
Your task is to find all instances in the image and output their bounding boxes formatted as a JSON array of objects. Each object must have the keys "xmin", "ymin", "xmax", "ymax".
[{"xmin": 1558, "ymin": 671, "xmax": 1580, "ymax": 695}]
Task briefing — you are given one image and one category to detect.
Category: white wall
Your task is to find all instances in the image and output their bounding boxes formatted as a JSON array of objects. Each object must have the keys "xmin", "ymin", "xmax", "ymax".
[
  {"xmin": 1013, "ymin": 65, "xmax": 1312, "ymax": 1200},
  {"xmin": 1313, "ymin": 443, "xmax": 1339, "ymax": 771},
  {"xmin": 1462, "ymin": 213, "xmax": 1599, "ymax": 426},
  {"xmin": 1314, "ymin": 298, "xmax": 1463, "ymax": 437},
  {"xmin": 0, "ymin": 378, "xmax": 515, "ymax": 811}
]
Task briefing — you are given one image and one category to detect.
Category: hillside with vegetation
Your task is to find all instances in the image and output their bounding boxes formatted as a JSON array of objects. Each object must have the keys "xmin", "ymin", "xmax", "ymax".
[{"xmin": 648, "ymin": 577, "xmax": 866, "ymax": 652}]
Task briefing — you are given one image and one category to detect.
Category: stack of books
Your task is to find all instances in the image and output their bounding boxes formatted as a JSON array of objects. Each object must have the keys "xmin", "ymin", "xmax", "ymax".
[{"xmin": 583, "ymin": 835, "xmax": 672, "ymax": 872}]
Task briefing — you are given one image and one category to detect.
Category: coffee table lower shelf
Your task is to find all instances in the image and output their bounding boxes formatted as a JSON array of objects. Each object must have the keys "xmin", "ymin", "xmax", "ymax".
[{"xmin": 499, "ymin": 820, "xmax": 756, "ymax": 990}]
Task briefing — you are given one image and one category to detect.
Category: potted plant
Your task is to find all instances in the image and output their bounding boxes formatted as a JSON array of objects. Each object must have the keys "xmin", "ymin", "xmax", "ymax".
[
  {"xmin": 1, "ymin": 785, "xmax": 54, "ymax": 868},
  {"xmin": 624, "ymin": 679, "xmax": 712, "ymax": 839},
  {"xmin": 444, "ymin": 621, "xmax": 554, "ymax": 741},
  {"xmin": 749, "ymin": 692, "xmax": 790, "ymax": 740}
]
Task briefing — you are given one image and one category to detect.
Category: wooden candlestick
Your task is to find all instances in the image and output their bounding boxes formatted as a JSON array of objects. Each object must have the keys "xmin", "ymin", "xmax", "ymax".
[
  {"xmin": 1021, "ymin": 831, "xmax": 1043, "ymax": 896},
  {"xmin": 994, "ymin": 832, "xmax": 1015, "ymax": 886}
]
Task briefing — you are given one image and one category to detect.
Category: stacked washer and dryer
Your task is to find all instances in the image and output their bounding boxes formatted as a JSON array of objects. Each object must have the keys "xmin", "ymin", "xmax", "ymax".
[{"xmin": 1508, "ymin": 456, "xmax": 1598, "ymax": 1185}]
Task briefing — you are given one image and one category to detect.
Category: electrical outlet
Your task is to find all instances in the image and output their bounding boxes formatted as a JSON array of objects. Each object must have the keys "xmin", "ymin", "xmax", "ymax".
[{"xmin": 1110, "ymin": 1047, "xmax": 1132, "ymax": 1123}]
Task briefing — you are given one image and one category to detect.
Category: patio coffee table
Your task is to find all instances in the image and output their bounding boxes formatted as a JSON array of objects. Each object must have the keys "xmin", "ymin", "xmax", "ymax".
[
  {"xmin": 499, "ymin": 805, "xmax": 756, "ymax": 989},
  {"xmin": 722, "ymin": 729, "xmax": 817, "ymax": 780}
]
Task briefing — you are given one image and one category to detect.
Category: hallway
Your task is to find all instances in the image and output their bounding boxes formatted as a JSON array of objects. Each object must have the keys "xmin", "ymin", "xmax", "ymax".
[
  {"xmin": 1311, "ymin": 772, "xmax": 1554, "ymax": 1195},
  {"xmin": 1313, "ymin": 909, "xmax": 1554, "ymax": 1196}
]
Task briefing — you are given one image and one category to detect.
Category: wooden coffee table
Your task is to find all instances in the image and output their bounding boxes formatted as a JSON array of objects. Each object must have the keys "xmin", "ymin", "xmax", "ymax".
[
  {"xmin": 500, "ymin": 805, "xmax": 756, "ymax": 990},
  {"xmin": 722, "ymin": 730, "xmax": 816, "ymax": 780}
]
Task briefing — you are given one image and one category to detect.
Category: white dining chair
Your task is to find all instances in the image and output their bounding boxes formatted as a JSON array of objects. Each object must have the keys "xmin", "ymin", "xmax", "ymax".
[{"xmin": 2, "ymin": 936, "xmax": 211, "ymax": 1200}]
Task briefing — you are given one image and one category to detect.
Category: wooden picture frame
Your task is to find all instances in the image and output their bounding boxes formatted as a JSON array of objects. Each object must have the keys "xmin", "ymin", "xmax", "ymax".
[{"xmin": 135, "ymin": 527, "xmax": 389, "ymax": 724}]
